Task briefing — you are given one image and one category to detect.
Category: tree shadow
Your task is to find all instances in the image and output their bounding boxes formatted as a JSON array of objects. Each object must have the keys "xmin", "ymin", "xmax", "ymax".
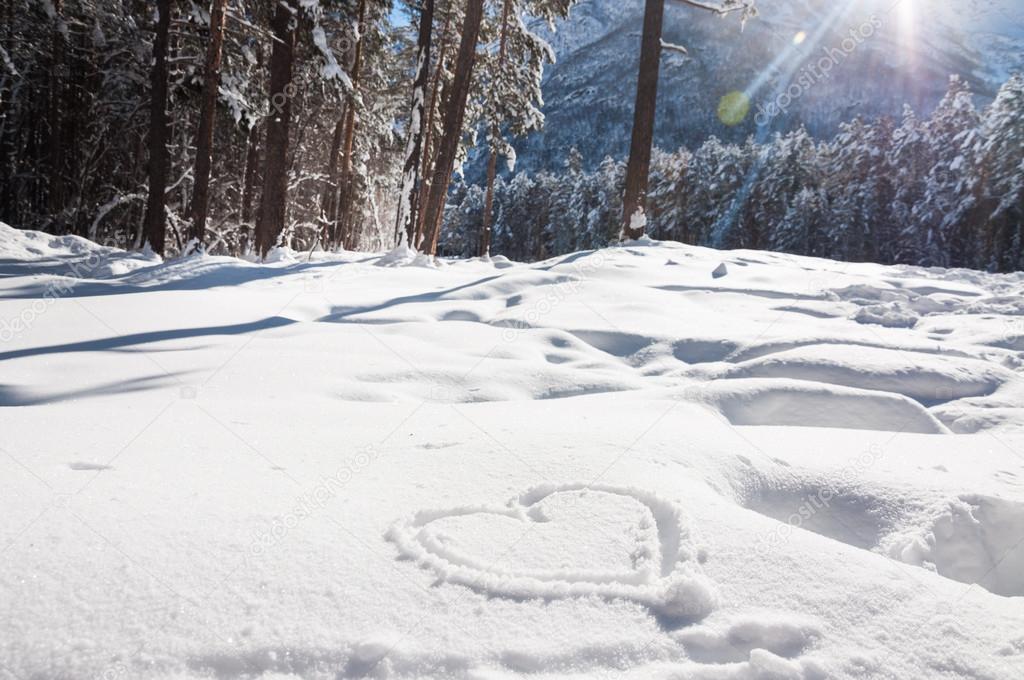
[
  {"xmin": 0, "ymin": 372, "xmax": 191, "ymax": 407},
  {"xmin": 317, "ymin": 273, "xmax": 506, "ymax": 322},
  {"xmin": 0, "ymin": 255, "xmax": 380, "ymax": 300},
  {"xmin": 0, "ymin": 317, "xmax": 296, "ymax": 363}
]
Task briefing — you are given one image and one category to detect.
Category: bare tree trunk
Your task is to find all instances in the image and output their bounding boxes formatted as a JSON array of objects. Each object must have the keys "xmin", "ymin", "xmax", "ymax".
[
  {"xmin": 394, "ymin": 0, "xmax": 434, "ymax": 249},
  {"xmin": 240, "ymin": 44, "xmax": 263, "ymax": 247},
  {"xmin": 479, "ymin": 149, "xmax": 499, "ymax": 256},
  {"xmin": 414, "ymin": 0, "xmax": 454, "ymax": 248},
  {"xmin": 47, "ymin": 0, "xmax": 66, "ymax": 231},
  {"xmin": 479, "ymin": 0, "xmax": 511, "ymax": 257},
  {"xmin": 143, "ymin": 0, "xmax": 172, "ymax": 255},
  {"xmin": 187, "ymin": 0, "xmax": 229, "ymax": 251},
  {"xmin": 319, "ymin": 114, "xmax": 345, "ymax": 244},
  {"xmin": 333, "ymin": 0, "xmax": 367, "ymax": 250},
  {"xmin": 621, "ymin": 0, "xmax": 664, "ymax": 241},
  {"xmin": 0, "ymin": 0, "xmax": 14, "ymax": 225},
  {"xmin": 254, "ymin": 0, "xmax": 298, "ymax": 258},
  {"xmin": 421, "ymin": 0, "xmax": 485, "ymax": 256},
  {"xmin": 240, "ymin": 121, "xmax": 260, "ymax": 225}
]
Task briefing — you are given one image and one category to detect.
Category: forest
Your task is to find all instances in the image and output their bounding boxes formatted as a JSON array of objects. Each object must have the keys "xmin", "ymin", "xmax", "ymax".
[
  {"xmin": 1, "ymin": 0, "xmax": 1022, "ymax": 271},
  {"xmin": 447, "ymin": 75, "xmax": 1024, "ymax": 272}
]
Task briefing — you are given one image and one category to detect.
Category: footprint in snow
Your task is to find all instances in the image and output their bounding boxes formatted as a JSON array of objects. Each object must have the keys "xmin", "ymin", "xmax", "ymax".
[
  {"xmin": 386, "ymin": 483, "xmax": 717, "ymax": 621},
  {"xmin": 68, "ymin": 461, "xmax": 112, "ymax": 471},
  {"xmin": 674, "ymin": 610, "xmax": 824, "ymax": 678}
]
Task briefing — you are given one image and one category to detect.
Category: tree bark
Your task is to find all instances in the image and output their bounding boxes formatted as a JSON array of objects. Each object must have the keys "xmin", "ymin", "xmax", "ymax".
[
  {"xmin": 333, "ymin": 0, "xmax": 367, "ymax": 250},
  {"xmin": 621, "ymin": 0, "xmax": 665, "ymax": 241},
  {"xmin": 0, "ymin": 0, "xmax": 14, "ymax": 225},
  {"xmin": 479, "ymin": 0, "xmax": 512, "ymax": 257},
  {"xmin": 420, "ymin": 0, "xmax": 486, "ymax": 256},
  {"xmin": 143, "ymin": 0, "xmax": 172, "ymax": 255},
  {"xmin": 414, "ymin": 0, "xmax": 454, "ymax": 248},
  {"xmin": 240, "ymin": 121, "xmax": 260, "ymax": 225},
  {"xmin": 254, "ymin": 0, "xmax": 298, "ymax": 258},
  {"xmin": 319, "ymin": 114, "xmax": 345, "ymax": 243},
  {"xmin": 394, "ymin": 0, "xmax": 434, "ymax": 248},
  {"xmin": 47, "ymin": 0, "xmax": 66, "ymax": 230},
  {"xmin": 188, "ymin": 0, "xmax": 229, "ymax": 251}
]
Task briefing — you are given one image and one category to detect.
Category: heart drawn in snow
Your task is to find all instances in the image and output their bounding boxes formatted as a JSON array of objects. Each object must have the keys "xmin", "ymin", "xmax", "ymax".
[{"xmin": 386, "ymin": 483, "xmax": 718, "ymax": 620}]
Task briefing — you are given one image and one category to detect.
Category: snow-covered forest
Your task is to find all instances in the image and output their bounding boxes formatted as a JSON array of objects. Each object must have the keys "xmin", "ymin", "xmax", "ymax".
[
  {"xmin": 3, "ymin": 0, "xmax": 1024, "ymax": 678},
  {"xmin": 2, "ymin": 1, "xmax": 1022, "ymax": 269},
  {"xmin": 1, "ymin": 0, "xmax": 573, "ymax": 257},
  {"xmin": 446, "ymin": 75, "xmax": 1024, "ymax": 271}
]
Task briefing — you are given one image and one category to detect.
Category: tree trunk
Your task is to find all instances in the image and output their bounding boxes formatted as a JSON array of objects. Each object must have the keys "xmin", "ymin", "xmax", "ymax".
[
  {"xmin": 479, "ymin": 0, "xmax": 512, "ymax": 257},
  {"xmin": 254, "ymin": 0, "xmax": 298, "ymax": 258},
  {"xmin": 0, "ymin": 0, "xmax": 14, "ymax": 225},
  {"xmin": 414, "ymin": 0, "xmax": 454, "ymax": 248},
  {"xmin": 239, "ymin": 44, "xmax": 263, "ymax": 236},
  {"xmin": 143, "ymin": 0, "xmax": 172, "ymax": 255},
  {"xmin": 319, "ymin": 114, "xmax": 345, "ymax": 244},
  {"xmin": 188, "ymin": 0, "xmax": 229, "ymax": 251},
  {"xmin": 621, "ymin": 0, "xmax": 664, "ymax": 241},
  {"xmin": 240, "ymin": 121, "xmax": 260, "ymax": 225},
  {"xmin": 421, "ymin": 0, "xmax": 486, "ymax": 256},
  {"xmin": 47, "ymin": 0, "xmax": 66, "ymax": 230},
  {"xmin": 333, "ymin": 0, "xmax": 367, "ymax": 250},
  {"xmin": 394, "ymin": 0, "xmax": 434, "ymax": 249}
]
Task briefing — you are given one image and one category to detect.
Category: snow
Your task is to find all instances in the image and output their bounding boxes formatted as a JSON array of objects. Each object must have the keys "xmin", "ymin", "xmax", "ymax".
[{"xmin": 1, "ymin": 222, "xmax": 1023, "ymax": 679}]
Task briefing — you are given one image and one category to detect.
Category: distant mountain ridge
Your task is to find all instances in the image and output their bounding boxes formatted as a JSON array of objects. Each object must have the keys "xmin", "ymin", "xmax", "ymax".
[{"xmin": 500, "ymin": 0, "xmax": 1024, "ymax": 174}]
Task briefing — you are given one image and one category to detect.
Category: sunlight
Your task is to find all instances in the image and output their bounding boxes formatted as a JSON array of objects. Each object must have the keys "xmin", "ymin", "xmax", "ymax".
[{"xmin": 897, "ymin": 0, "xmax": 917, "ymax": 51}]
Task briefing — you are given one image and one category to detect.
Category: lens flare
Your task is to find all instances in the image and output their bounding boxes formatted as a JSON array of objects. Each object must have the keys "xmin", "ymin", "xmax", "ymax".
[
  {"xmin": 717, "ymin": 91, "xmax": 751, "ymax": 126},
  {"xmin": 898, "ymin": 0, "xmax": 916, "ymax": 52}
]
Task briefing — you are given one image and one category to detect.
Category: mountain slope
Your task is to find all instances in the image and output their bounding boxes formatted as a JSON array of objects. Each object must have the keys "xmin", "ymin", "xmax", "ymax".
[{"xmin": 510, "ymin": 0, "xmax": 1024, "ymax": 172}]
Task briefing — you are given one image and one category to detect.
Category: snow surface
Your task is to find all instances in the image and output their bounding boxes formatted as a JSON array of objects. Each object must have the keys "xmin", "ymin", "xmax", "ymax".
[{"xmin": 1, "ymin": 222, "xmax": 1023, "ymax": 679}]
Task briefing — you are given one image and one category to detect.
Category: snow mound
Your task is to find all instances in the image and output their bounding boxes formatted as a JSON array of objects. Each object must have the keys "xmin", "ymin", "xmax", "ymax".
[
  {"xmin": 727, "ymin": 344, "xmax": 1013, "ymax": 404},
  {"xmin": 674, "ymin": 610, "xmax": 822, "ymax": 664},
  {"xmin": 0, "ymin": 222, "xmax": 160, "ymax": 278},
  {"xmin": 890, "ymin": 494, "xmax": 1024, "ymax": 597},
  {"xmin": 0, "ymin": 222, "xmax": 111, "ymax": 260},
  {"xmin": 387, "ymin": 483, "xmax": 718, "ymax": 621},
  {"xmin": 683, "ymin": 378, "xmax": 949, "ymax": 434}
]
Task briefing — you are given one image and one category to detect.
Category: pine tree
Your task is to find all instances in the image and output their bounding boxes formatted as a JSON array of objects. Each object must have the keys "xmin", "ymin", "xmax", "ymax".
[
  {"xmin": 772, "ymin": 187, "xmax": 827, "ymax": 256},
  {"xmin": 420, "ymin": 0, "xmax": 487, "ymax": 255},
  {"xmin": 914, "ymin": 75, "xmax": 981, "ymax": 267},
  {"xmin": 646, "ymin": 148, "xmax": 691, "ymax": 243},
  {"xmin": 824, "ymin": 117, "xmax": 895, "ymax": 263},
  {"xmin": 475, "ymin": 0, "xmax": 573, "ymax": 256},
  {"xmin": 977, "ymin": 74, "xmax": 1024, "ymax": 271},
  {"xmin": 888, "ymin": 106, "xmax": 933, "ymax": 264},
  {"xmin": 708, "ymin": 138, "xmax": 755, "ymax": 249},
  {"xmin": 546, "ymin": 147, "xmax": 584, "ymax": 253},
  {"xmin": 745, "ymin": 128, "xmax": 816, "ymax": 252}
]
